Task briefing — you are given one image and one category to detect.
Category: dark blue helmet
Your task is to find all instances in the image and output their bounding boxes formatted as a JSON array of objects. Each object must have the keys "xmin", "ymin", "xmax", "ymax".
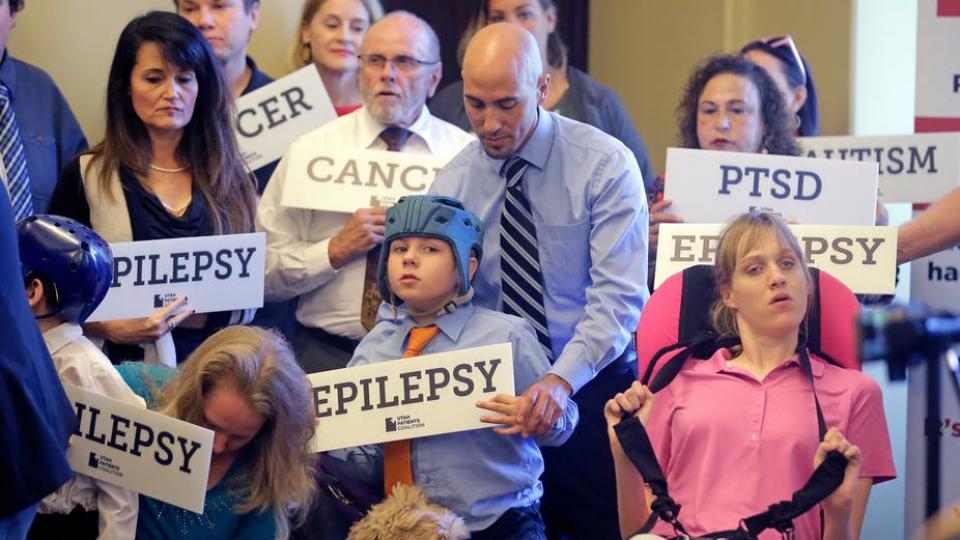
[
  {"xmin": 17, "ymin": 215, "xmax": 113, "ymax": 323},
  {"xmin": 378, "ymin": 195, "xmax": 484, "ymax": 306}
]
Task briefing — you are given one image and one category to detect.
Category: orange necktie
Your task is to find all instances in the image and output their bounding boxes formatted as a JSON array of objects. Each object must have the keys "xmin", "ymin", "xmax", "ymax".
[{"xmin": 383, "ymin": 325, "xmax": 440, "ymax": 492}]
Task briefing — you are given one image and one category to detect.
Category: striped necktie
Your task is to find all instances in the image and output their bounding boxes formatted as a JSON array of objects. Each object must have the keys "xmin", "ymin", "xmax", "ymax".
[
  {"xmin": 499, "ymin": 157, "xmax": 552, "ymax": 358},
  {"xmin": 0, "ymin": 85, "xmax": 32, "ymax": 221},
  {"xmin": 383, "ymin": 324, "xmax": 439, "ymax": 492}
]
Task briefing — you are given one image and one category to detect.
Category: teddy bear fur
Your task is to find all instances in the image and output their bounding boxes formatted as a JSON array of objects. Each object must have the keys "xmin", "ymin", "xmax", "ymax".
[{"xmin": 347, "ymin": 484, "xmax": 470, "ymax": 540}]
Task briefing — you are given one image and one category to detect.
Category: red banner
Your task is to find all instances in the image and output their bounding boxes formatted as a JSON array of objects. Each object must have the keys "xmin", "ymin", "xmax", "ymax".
[{"xmin": 937, "ymin": 0, "xmax": 960, "ymax": 15}]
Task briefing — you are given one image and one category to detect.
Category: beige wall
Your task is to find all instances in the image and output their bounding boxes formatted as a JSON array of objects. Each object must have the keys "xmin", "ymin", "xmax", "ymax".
[
  {"xmin": 590, "ymin": 0, "xmax": 853, "ymax": 173},
  {"xmin": 7, "ymin": 0, "xmax": 302, "ymax": 143}
]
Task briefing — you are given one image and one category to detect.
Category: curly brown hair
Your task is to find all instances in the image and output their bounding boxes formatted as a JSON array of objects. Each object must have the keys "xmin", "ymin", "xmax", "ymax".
[{"xmin": 677, "ymin": 54, "xmax": 800, "ymax": 156}]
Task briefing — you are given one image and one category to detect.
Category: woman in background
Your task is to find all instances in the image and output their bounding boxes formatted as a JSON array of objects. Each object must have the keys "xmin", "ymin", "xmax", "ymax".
[
  {"xmin": 741, "ymin": 35, "xmax": 820, "ymax": 137},
  {"xmin": 429, "ymin": 0, "xmax": 657, "ymax": 192},
  {"xmin": 290, "ymin": 0, "xmax": 384, "ymax": 116},
  {"xmin": 50, "ymin": 12, "xmax": 257, "ymax": 364}
]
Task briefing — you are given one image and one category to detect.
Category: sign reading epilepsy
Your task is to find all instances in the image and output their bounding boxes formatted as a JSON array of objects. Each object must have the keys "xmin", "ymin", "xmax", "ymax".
[
  {"xmin": 663, "ymin": 148, "xmax": 878, "ymax": 225},
  {"xmin": 87, "ymin": 233, "xmax": 265, "ymax": 322},
  {"xmin": 308, "ymin": 343, "xmax": 514, "ymax": 452},
  {"xmin": 63, "ymin": 384, "xmax": 214, "ymax": 513},
  {"xmin": 654, "ymin": 223, "xmax": 898, "ymax": 294},
  {"xmin": 281, "ymin": 146, "xmax": 450, "ymax": 213},
  {"xmin": 235, "ymin": 66, "xmax": 336, "ymax": 171},
  {"xmin": 799, "ymin": 133, "xmax": 960, "ymax": 203}
]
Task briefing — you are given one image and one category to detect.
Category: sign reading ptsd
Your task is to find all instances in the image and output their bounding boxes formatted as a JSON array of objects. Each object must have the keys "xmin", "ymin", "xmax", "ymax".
[
  {"xmin": 87, "ymin": 233, "xmax": 266, "ymax": 322},
  {"xmin": 799, "ymin": 133, "xmax": 960, "ymax": 203},
  {"xmin": 235, "ymin": 66, "xmax": 336, "ymax": 172},
  {"xmin": 281, "ymin": 146, "xmax": 450, "ymax": 213},
  {"xmin": 654, "ymin": 223, "xmax": 898, "ymax": 294},
  {"xmin": 308, "ymin": 343, "xmax": 514, "ymax": 452},
  {"xmin": 63, "ymin": 384, "xmax": 214, "ymax": 513},
  {"xmin": 663, "ymin": 148, "xmax": 878, "ymax": 225}
]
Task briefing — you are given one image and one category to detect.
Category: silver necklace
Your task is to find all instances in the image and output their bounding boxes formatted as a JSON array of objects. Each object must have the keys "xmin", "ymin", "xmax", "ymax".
[{"xmin": 149, "ymin": 163, "xmax": 189, "ymax": 174}]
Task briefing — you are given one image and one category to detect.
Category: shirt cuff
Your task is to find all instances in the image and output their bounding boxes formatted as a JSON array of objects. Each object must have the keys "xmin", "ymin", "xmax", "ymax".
[
  {"xmin": 549, "ymin": 348, "xmax": 595, "ymax": 395},
  {"xmin": 303, "ymin": 237, "xmax": 340, "ymax": 281}
]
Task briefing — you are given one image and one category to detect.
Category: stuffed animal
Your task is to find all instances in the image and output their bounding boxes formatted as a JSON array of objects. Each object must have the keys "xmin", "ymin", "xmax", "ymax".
[{"xmin": 347, "ymin": 484, "xmax": 470, "ymax": 540}]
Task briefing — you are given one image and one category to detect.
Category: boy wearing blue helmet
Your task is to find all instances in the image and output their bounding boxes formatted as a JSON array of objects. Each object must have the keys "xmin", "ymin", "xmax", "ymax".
[
  {"xmin": 347, "ymin": 195, "xmax": 578, "ymax": 539},
  {"xmin": 18, "ymin": 214, "xmax": 145, "ymax": 540}
]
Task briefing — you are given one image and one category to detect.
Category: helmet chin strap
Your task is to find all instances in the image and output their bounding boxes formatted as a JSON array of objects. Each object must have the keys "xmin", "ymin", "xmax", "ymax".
[{"xmin": 398, "ymin": 288, "xmax": 476, "ymax": 320}]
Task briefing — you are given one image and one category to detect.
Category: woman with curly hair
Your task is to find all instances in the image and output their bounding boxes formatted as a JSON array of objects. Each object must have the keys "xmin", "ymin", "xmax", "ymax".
[
  {"xmin": 648, "ymin": 54, "xmax": 800, "ymax": 286},
  {"xmin": 133, "ymin": 325, "xmax": 316, "ymax": 539}
]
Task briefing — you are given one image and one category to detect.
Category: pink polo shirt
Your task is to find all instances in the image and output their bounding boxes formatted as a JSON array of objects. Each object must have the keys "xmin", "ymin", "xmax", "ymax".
[{"xmin": 645, "ymin": 348, "xmax": 896, "ymax": 540}]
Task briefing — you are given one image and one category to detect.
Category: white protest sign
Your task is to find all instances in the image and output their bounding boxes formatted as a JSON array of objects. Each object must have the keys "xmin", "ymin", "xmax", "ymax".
[
  {"xmin": 281, "ymin": 146, "xmax": 450, "ymax": 213},
  {"xmin": 308, "ymin": 343, "xmax": 514, "ymax": 452},
  {"xmin": 63, "ymin": 384, "xmax": 213, "ymax": 513},
  {"xmin": 236, "ymin": 66, "xmax": 336, "ymax": 172},
  {"xmin": 654, "ymin": 223, "xmax": 898, "ymax": 294},
  {"xmin": 663, "ymin": 147, "xmax": 878, "ymax": 225},
  {"xmin": 915, "ymin": 0, "xmax": 960, "ymax": 130},
  {"xmin": 799, "ymin": 133, "xmax": 960, "ymax": 204},
  {"xmin": 88, "ymin": 233, "xmax": 265, "ymax": 322}
]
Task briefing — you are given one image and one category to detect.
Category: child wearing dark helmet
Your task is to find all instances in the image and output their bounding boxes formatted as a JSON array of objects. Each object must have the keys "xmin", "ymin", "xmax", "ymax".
[
  {"xmin": 18, "ymin": 214, "xmax": 146, "ymax": 540},
  {"xmin": 345, "ymin": 195, "xmax": 578, "ymax": 540}
]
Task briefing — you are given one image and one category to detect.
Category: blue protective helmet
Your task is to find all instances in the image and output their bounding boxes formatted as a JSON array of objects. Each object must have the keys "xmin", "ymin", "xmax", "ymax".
[
  {"xmin": 377, "ymin": 195, "xmax": 484, "ymax": 306},
  {"xmin": 17, "ymin": 214, "xmax": 114, "ymax": 323}
]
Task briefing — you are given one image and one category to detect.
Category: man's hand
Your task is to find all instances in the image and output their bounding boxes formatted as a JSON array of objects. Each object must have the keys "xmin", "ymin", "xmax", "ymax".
[
  {"xmin": 328, "ymin": 207, "xmax": 387, "ymax": 269},
  {"xmin": 649, "ymin": 199, "xmax": 683, "ymax": 261},
  {"xmin": 515, "ymin": 373, "xmax": 572, "ymax": 438}
]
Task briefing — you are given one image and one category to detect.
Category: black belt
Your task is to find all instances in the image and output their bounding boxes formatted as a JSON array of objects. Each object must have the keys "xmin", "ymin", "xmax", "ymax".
[{"xmin": 302, "ymin": 324, "xmax": 361, "ymax": 354}]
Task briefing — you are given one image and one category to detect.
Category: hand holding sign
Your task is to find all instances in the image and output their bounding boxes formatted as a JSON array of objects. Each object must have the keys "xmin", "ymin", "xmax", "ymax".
[
  {"xmin": 87, "ymin": 296, "xmax": 193, "ymax": 344},
  {"xmin": 649, "ymin": 199, "xmax": 684, "ymax": 262},
  {"xmin": 329, "ymin": 207, "xmax": 387, "ymax": 269}
]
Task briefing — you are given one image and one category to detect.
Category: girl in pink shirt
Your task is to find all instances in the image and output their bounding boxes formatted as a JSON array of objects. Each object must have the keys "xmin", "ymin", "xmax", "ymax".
[{"xmin": 607, "ymin": 213, "xmax": 895, "ymax": 540}]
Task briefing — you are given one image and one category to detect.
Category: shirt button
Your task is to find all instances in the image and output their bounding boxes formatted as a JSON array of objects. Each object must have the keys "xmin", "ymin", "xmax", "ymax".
[
  {"xmin": 751, "ymin": 433, "xmax": 758, "ymax": 441},
  {"xmin": 755, "ymin": 399, "xmax": 762, "ymax": 406}
]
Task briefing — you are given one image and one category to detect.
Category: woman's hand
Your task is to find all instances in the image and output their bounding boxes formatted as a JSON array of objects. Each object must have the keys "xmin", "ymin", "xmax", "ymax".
[
  {"xmin": 816, "ymin": 427, "xmax": 862, "ymax": 522},
  {"xmin": 85, "ymin": 296, "xmax": 193, "ymax": 344},
  {"xmin": 649, "ymin": 199, "xmax": 684, "ymax": 261},
  {"xmin": 604, "ymin": 381, "xmax": 654, "ymax": 448},
  {"xmin": 477, "ymin": 393, "xmax": 532, "ymax": 436}
]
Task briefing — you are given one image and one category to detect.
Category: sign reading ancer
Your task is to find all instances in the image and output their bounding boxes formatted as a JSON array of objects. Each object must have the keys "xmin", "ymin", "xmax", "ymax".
[{"xmin": 308, "ymin": 343, "xmax": 514, "ymax": 452}]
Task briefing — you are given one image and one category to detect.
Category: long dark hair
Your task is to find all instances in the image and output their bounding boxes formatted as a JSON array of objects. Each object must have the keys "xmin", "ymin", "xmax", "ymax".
[
  {"xmin": 91, "ymin": 11, "xmax": 256, "ymax": 235},
  {"xmin": 677, "ymin": 54, "xmax": 800, "ymax": 156},
  {"xmin": 741, "ymin": 40, "xmax": 819, "ymax": 137},
  {"xmin": 457, "ymin": 0, "xmax": 567, "ymax": 70}
]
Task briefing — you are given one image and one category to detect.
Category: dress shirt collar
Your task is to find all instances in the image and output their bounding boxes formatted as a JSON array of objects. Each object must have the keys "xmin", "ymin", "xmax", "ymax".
[
  {"xmin": 703, "ymin": 346, "xmax": 825, "ymax": 378},
  {"xmin": 42, "ymin": 321, "xmax": 83, "ymax": 356},
  {"xmin": 356, "ymin": 103, "xmax": 437, "ymax": 152},
  {"xmin": 0, "ymin": 51, "xmax": 16, "ymax": 95},
  {"xmin": 397, "ymin": 300, "xmax": 476, "ymax": 343}
]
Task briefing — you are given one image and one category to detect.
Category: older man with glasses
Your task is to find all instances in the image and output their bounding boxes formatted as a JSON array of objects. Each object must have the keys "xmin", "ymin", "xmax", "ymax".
[{"xmin": 257, "ymin": 10, "xmax": 473, "ymax": 375}]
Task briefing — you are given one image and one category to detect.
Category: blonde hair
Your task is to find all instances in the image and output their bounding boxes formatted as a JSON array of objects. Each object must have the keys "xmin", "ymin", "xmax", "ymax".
[
  {"xmin": 160, "ymin": 326, "xmax": 316, "ymax": 536},
  {"xmin": 710, "ymin": 213, "xmax": 813, "ymax": 339},
  {"xmin": 289, "ymin": 0, "xmax": 385, "ymax": 71}
]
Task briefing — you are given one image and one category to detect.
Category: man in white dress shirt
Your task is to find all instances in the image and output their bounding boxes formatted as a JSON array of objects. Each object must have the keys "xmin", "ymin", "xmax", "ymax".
[{"xmin": 257, "ymin": 10, "xmax": 473, "ymax": 373}]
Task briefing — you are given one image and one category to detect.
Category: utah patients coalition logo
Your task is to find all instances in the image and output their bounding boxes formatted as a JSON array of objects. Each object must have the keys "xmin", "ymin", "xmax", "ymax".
[
  {"xmin": 385, "ymin": 415, "xmax": 425, "ymax": 433},
  {"xmin": 88, "ymin": 452, "xmax": 124, "ymax": 479}
]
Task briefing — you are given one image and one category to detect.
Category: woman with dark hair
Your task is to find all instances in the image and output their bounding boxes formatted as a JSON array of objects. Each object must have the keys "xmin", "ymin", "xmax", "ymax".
[
  {"xmin": 648, "ymin": 54, "xmax": 800, "ymax": 286},
  {"xmin": 49, "ymin": 11, "xmax": 258, "ymax": 365},
  {"xmin": 742, "ymin": 35, "xmax": 820, "ymax": 137},
  {"xmin": 429, "ymin": 0, "xmax": 657, "ymax": 192}
]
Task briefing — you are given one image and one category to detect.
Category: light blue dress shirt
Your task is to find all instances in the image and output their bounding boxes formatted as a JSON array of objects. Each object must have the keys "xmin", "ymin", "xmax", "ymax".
[
  {"xmin": 429, "ymin": 109, "xmax": 649, "ymax": 393},
  {"xmin": 349, "ymin": 302, "xmax": 579, "ymax": 531}
]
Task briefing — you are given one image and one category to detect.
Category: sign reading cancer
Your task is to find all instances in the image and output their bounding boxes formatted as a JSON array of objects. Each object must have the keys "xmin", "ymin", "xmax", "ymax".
[
  {"xmin": 663, "ymin": 148, "xmax": 878, "ymax": 225},
  {"xmin": 87, "ymin": 233, "xmax": 265, "ymax": 322},
  {"xmin": 799, "ymin": 133, "xmax": 960, "ymax": 204},
  {"xmin": 281, "ymin": 145, "xmax": 450, "ymax": 213},
  {"xmin": 235, "ymin": 66, "xmax": 336, "ymax": 172},
  {"xmin": 307, "ymin": 343, "xmax": 514, "ymax": 452},
  {"xmin": 654, "ymin": 223, "xmax": 898, "ymax": 294},
  {"xmin": 64, "ymin": 384, "xmax": 214, "ymax": 513}
]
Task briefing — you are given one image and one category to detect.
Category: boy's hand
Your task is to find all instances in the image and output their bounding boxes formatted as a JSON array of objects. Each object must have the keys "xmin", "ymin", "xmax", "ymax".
[
  {"xmin": 477, "ymin": 393, "xmax": 531, "ymax": 436},
  {"xmin": 516, "ymin": 374, "xmax": 572, "ymax": 438}
]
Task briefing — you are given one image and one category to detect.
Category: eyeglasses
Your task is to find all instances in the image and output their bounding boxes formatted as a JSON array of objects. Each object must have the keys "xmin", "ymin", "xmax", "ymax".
[
  {"xmin": 357, "ymin": 54, "xmax": 439, "ymax": 72},
  {"xmin": 758, "ymin": 35, "xmax": 807, "ymax": 85}
]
